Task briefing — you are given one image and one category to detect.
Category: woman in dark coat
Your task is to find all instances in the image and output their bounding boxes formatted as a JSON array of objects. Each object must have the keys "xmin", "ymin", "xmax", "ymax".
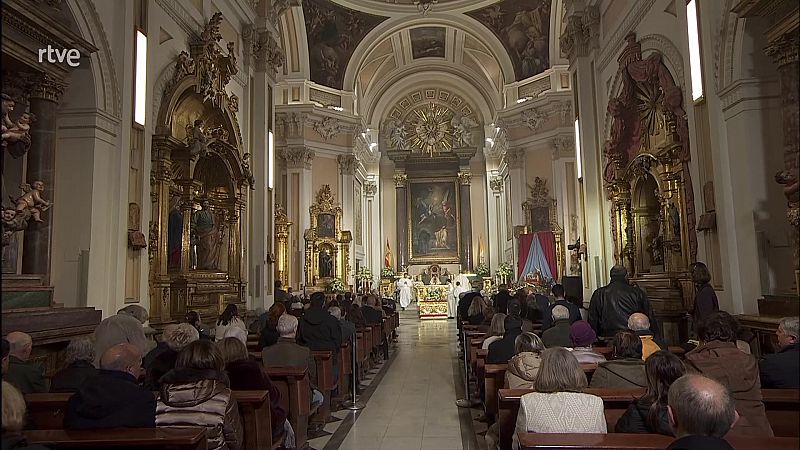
[
  {"xmin": 689, "ymin": 262, "xmax": 719, "ymax": 335},
  {"xmin": 258, "ymin": 302, "xmax": 285, "ymax": 349},
  {"xmin": 615, "ymin": 350, "xmax": 685, "ymax": 435}
]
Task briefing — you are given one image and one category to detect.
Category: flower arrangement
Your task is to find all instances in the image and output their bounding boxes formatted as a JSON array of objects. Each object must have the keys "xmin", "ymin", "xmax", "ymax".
[
  {"xmin": 496, "ymin": 262, "xmax": 513, "ymax": 283},
  {"xmin": 475, "ymin": 263, "xmax": 490, "ymax": 278},
  {"xmin": 356, "ymin": 267, "xmax": 372, "ymax": 281},
  {"xmin": 326, "ymin": 278, "xmax": 345, "ymax": 293},
  {"xmin": 380, "ymin": 266, "xmax": 395, "ymax": 278}
]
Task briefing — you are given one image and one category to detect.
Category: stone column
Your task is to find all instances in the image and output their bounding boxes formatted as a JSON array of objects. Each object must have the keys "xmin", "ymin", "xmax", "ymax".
[
  {"xmin": 281, "ymin": 146, "xmax": 314, "ymax": 287},
  {"xmin": 765, "ymin": 33, "xmax": 800, "ymax": 290},
  {"xmin": 489, "ymin": 174, "xmax": 504, "ymax": 272},
  {"xmin": 338, "ymin": 154, "xmax": 356, "ymax": 286},
  {"xmin": 458, "ymin": 170, "xmax": 473, "ymax": 272},
  {"xmin": 393, "ymin": 172, "xmax": 408, "ymax": 271},
  {"xmin": 22, "ymin": 73, "xmax": 65, "ymax": 278}
]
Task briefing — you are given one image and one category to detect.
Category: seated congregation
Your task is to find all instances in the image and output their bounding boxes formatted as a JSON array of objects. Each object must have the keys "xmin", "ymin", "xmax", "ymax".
[
  {"xmin": 455, "ymin": 265, "xmax": 799, "ymax": 450},
  {"xmin": 1, "ymin": 290, "xmax": 399, "ymax": 450}
]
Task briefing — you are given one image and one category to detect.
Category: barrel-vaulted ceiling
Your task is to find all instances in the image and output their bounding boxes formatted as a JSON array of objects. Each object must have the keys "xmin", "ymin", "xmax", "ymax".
[{"xmin": 279, "ymin": 0, "xmax": 562, "ymax": 122}]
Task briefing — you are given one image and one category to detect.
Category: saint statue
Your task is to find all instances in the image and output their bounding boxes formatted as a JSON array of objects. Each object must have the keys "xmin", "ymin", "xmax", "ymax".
[
  {"xmin": 191, "ymin": 200, "xmax": 221, "ymax": 270},
  {"xmin": 186, "ymin": 119, "xmax": 215, "ymax": 158},
  {"xmin": 450, "ymin": 112, "xmax": 477, "ymax": 147},
  {"xmin": 319, "ymin": 250, "xmax": 333, "ymax": 278}
]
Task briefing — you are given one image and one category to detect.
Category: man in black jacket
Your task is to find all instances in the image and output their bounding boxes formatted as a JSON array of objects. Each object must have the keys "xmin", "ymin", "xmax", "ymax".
[
  {"xmin": 588, "ymin": 265, "xmax": 659, "ymax": 339},
  {"xmin": 65, "ymin": 343, "xmax": 156, "ymax": 429},
  {"xmin": 486, "ymin": 315, "xmax": 524, "ymax": 364},
  {"xmin": 759, "ymin": 316, "xmax": 799, "ymax": 389},
  {"xmin": 298, "ymin": 292, "xmax": 343, "ymax": 352}
]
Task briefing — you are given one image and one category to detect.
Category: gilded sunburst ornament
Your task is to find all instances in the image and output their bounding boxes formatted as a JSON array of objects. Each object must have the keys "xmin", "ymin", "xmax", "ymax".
[{"xmin": 408, "ymin": 102, "xmax": 454, "ymax": 156}]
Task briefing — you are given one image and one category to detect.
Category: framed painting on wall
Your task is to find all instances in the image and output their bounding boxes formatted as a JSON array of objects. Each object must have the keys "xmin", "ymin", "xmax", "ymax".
[
  {"xmin": 407, "ymin": 179, "xmax": 460, "ymax": 263},
  {"xmin": 318, "ymin": 213, "xmax": 336, "ymax": 238}
]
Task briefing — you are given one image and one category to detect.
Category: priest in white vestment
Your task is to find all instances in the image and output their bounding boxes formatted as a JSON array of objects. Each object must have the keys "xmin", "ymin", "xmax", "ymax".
[
  {"xmin": 448, "ymin": 273, "xmax": 471, "ymax": 319},
  {"xmin": 396, "ymin": 276, "xmax": 413, "ymax": 310}
]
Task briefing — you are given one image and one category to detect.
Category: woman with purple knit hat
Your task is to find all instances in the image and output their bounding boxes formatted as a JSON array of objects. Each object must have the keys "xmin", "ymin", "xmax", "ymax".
[{"xmin": 569, "ymin": 321, "xmax": 607, "ymax": 364}]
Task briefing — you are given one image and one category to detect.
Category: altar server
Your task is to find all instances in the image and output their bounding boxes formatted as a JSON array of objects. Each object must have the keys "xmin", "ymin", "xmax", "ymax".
[{"xmin": 396, "ymin": 275, "xmax": 414, "ymax": 310}]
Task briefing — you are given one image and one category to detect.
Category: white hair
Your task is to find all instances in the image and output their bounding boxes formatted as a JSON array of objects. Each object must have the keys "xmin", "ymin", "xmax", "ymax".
[
  {"xmin": 780, "ymin": 317, "xmax": 799, "ymax": 339},
  {"xmin": 551, "ymin": 305, "xmax": 569, "ymax": 321},
  {"xmin": 277, "ymin": 314, "xmax": 299, "ymax": 337},
  {"xmin": 165, "ymin": 323, "xmax": 200, "ymax": 351},
  {"xmin": 64, "ymin": 336, "xmax": 95, "ymax": 364},
  {"xmin": 328, "ymin": 306, "xmax": 342, "ymax": 320}
]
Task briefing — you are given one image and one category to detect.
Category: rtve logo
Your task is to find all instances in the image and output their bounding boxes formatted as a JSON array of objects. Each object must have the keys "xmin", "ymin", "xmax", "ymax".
[{"xmin": 38, "ymin": 45, "xmax": 81, "ymax": 67}]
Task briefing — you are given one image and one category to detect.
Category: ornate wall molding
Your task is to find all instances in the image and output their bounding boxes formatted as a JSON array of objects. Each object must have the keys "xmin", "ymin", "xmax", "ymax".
[
  {"xmin": 457, "ymin": 170, "xmax": 472, "ymax": 186},
  {"xmin": 596, "ymin": 0, "xmax": 657, "ymax": 72},
  {"xmin": 312, "ymin": 116, "xmax": 341, "ymax": 140},
  {"xmin": 392, "ymin": 172, "xmax": 407, "ymax": 188},
  {"xmin": 337, "ymin": 154, "xmax": 356, "ymax": 174},
  {"xmin": 489, "ymin": 176, "xmax": 504, "ymax": 194},
  {"xmin": 505, "ymin": 148, "xmax": 525, "ymax": 166},
  {"xmin": 560, "ymin": 5, "xmax": 600, "ymax": 62},
  {"xmin": 363, "ymin": 180, "xmax": 377, "ymax": 196},
  {"xmin": 522, "ymin": 107, "xmax": 544, "ymax": 132},
  {"xmin": 275, "ymin": 111, "xmax": 308, "ymax": 138}
]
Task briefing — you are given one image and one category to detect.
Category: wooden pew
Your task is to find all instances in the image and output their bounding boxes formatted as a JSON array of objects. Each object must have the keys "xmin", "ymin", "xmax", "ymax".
[
  {"xmin": 592, "ymin": 345, "xmax": 686, "ymax": 358},
  {"xmin": 310, "ymin": 350, "xmax": 334, "ymax": 423},
  {"xmin": 498, "ymin": 388, "xmax": 800, "ymax": 450},
  {"xmin": 516, "ymin": 432, "xmax": 800, "ymax": 450},
  {"xmin": 265, "ymin": 367, "xmax": 311, "ymax": 450},
  {"xmin": 26, "ymin": 427, "xmax": 208, "ymax": 449},
  {"xmin": 337, "ymin": 340, "xmax": 352, "ymax": 402},
  {"xmin": 484, "ymin": 363, "xmax": 508, "ymax": 420},
  {"xmin": 25, "ymin": 391, "xmax": 274, "ymax": 450}
]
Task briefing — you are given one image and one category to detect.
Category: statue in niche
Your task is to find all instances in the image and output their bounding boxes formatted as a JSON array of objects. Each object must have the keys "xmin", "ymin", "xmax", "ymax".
[
  {"xmin": 319, "ymin": 249, "xmax": 333, "ymax": 278},
  {"xmin": 191, "ymin": 199, "xmax": 221, "ymax": 270},
  {"xmin": 1, "ymin": 93, "xmax": 35, "ymax": 158},
  {"xmin": 668, "ymin": 203, "xmax": 681, "ymax": 240},
  {"xmin": 647, "ymin": 234, "xmax": 664, "ymax": 266},
  {"xmin": 13, "ymin": 181, "xmax": 51, "ymax": 223},
  {"xmin": 450, "ymin": 112, "xmax": 477, "ymax": 147},
  {"xmin": 186, "ymin": 119, "xmax": 216, "ymax": 158}
]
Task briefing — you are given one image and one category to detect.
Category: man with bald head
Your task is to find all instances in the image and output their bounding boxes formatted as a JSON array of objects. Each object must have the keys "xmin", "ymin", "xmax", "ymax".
[
  {"xmin": 666, "ymin": 374, "xmax": 739, "ymax": 449},
  {"xmin": 65, "ymin": 343, "xmax": 156, "ymax": 429},
  {"xmin": 628, "ymin": 312, "xmax": 666, "ymax": 359},
  {"xmin": 4, "ymin": 331, "xmax": 46, "ymax": 393}
]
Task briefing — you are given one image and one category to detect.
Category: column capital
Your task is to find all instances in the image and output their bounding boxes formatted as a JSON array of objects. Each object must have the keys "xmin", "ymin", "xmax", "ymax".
[
  {"xmin": 27, "ymin": 72, "xmax": 65, "ymax": 103},
  {"xmin": 457, "ymin": 170, "xmax": 473, "ymax": 186},
  {"xmin": 559, "ymin": 5, "xmax": 600, "ymax": 62},
  {"xmin": 363, "ymin": 180, "xmax": 377, "ymax": 197},
  {"xmin": 337, "ymin": 154, "xmax": 356, "ymax": 175},
  {"xmin": 765, "ymin": 33, "xmax": 799, "ymax": 68},
  {"xmin": 393, "ymin": 172, "xmax": 407, "ymax": 188},
  {"xmin": 505, "ymin": 148, "xmax": 525, "ymax": 166},
  {"xmin": 280, "ymin": 145, "xmax": 314, "ymax": 169},
  {"xmin": 489, "ymin": 176, "xmax": 504, "ymax": 195}
]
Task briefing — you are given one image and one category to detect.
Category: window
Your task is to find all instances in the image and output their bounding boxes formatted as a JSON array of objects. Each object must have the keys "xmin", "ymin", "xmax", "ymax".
[
  {"xmin": 686, "ymin": 0, "xmax": 703, "ymax": 101},
  {"xmin": 134, "ymin": 30, "xmax": 147, "ymax": 125}
]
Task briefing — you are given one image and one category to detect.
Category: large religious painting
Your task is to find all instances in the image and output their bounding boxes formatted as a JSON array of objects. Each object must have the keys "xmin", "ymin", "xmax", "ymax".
[
  {"xmin": 408, "ymin": 179, "xmax": 460, "ymax": 263},
  {"xmin": 303, "ymin": 0, "xmax": 387, "ymax": 89},
  {"xmin": 410, "ymin": 27, "xmax": 446, "ymax": 59},
  {"xmin": 317, "ymin": 213, "xmax": 336, "ymax": 238},
  {"xmin": 466, "ymin": 0, "xmax": 552, "ymax": 80}
]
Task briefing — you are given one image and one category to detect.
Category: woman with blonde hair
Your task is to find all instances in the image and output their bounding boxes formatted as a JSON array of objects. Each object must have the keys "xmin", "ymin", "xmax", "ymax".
[
  {"xmin": 505, "ymin": 332, "xmax": 546, "ymax": 389},
  {"xmin": 512, "ymin": 347, "xmax": 606, "ymax": 450},
  {"xmin": 2, "ymin": 381, "xmax": 49, "ymax": 449},
  {"xmin": 466, "ymin": 295, "xmax": 488, "ymax": 325}
]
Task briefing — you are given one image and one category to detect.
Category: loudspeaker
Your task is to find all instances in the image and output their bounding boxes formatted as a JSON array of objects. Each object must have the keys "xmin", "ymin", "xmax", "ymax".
[{"xmin": 562, "ymin": 275, "xmax": 583, "ymax": 303}]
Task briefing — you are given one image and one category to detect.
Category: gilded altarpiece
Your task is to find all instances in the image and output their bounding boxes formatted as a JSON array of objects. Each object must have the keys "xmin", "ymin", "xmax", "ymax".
[
  {"xmin": 149, "ymin": 14, "xmax": 249, "ymax": 325},
  {"xmin": 304, "ymin": 185, "xmax": 352, "ymax": 290},
  {"xmin": 603, "ymin": 34, "xmax": 697, "ymax": 342},
  {"xmin": 274, "ymin": 205, "xmax": 292, "ymax": 288}
]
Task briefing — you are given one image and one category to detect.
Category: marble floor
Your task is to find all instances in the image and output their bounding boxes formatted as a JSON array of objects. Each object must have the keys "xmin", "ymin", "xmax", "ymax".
[{"xmin": 310, "ymin": 307, "xmax": 479, "ymax": 450}]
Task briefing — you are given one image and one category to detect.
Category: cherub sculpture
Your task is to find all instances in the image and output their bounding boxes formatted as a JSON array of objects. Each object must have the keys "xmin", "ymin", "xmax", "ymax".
[
  {"xmin": 13, "ymin": 181, "xmax": 51, "ymax": 223},
  {"xmin": 451, "ymin": 112, "xmax": 477, "ymax": 147},
  {"xmin": 384, "ymin": 119, "xmax": 407, "ymax": 150},
  {"xmin": 186, "ymin": 119, "xmax": 216, "ymax": 158},
  {"xmin": 2, "ymin": 112, "xmax": 35, "ymax": 143},
  {"xmin": 1, "ymin": 93, "xmax": 15, "ymax": 134}
]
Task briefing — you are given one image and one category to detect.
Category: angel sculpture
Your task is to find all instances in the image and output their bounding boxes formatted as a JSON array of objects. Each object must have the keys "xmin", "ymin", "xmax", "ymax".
[
  {"xmin": 186, "ymin": 119, "xmax": 215, "ymax": 158},
  {"xmin": 13, "ymin": 181, "xmax": 51, "ymax": 223},
  {"xmin": 242, "ymin": 152, "xmax": 256, "ymax": 190},
  {"xmin": 384, "ymin": 119, "xmax": 408, "ymax": 150},
  {"xmin": 451, "ymin": 113, "xmax": 477, "ymax": 147}
]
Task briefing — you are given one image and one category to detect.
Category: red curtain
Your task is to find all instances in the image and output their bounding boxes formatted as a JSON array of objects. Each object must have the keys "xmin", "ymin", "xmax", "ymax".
[
  {"xmin": 536, "ymin": 231, "xmax": 558, "ymax": 281},
  {"xmin": 518, "ymin": 233, "xmax": 534, "ymax": 278}
]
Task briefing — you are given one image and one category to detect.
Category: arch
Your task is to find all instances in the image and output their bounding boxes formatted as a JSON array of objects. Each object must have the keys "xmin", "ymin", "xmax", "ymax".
[
  {"xmin": 65, "ymin": 0, "xmax": 121, "ymax": 118},
  {"xmin": 366, "ymin": 68, "xmax": 498, "ymax": 128},
  {"xmin": 343, "ymin": 15, "xmax": 516, "ymax": 92}
]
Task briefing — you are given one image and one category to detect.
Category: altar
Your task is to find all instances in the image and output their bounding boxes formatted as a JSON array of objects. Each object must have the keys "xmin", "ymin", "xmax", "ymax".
[{"xmin": 413, "ymin": 283, "xmax": 450, "ymax": 320}]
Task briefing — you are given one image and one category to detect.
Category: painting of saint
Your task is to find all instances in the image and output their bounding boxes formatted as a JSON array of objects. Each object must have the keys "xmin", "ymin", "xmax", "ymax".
[
  {"xmin": 410, "ymin": 27, "xmax": 446, "ymax": 59},
  {"xmin": 466, "ymin": 0, "xmax": 552, "ymax": 80},
  {"xmin": 408, "ymin": 180, "xmax": 460, "ymax": 262},
  {"xmin": 191, "ymin": 200, "xmax": 221, "ymax": 270},
  {"xmin": 167, "ymin": 195, "xmax": 183, "ymax": 271},
  {"xmin": 318, "ymin": 213, "xmax": 335, "ymax": 238}
]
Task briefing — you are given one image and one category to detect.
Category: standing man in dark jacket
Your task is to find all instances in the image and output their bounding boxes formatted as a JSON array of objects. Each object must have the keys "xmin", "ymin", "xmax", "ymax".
[
  {"xmin": 65, "ymin": 343, "xmax": 156, "ymax": 429},
  {"xmin": 274, "ymin": 280, "xmax": 290, "ymax": 305},
  {"xmin": 486, "ymin": 315, "xmax": 524, "ymax": 364},
  {"xmin": 298, "ymin": 292, "xmax": 342, "ymax": 352},
  {"xmin": 588, "ymin": 265, "xmax": 659, "ymax": 339},
  {"xmin": 760, "ymin": 316, "xmax": 799, "ymax": 389}
]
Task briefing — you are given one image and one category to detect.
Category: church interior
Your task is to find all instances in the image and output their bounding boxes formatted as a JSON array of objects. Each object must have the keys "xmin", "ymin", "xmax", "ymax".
[{"xmin": 1, "ymin": 0, "xmax": 798, "ymax": 449}]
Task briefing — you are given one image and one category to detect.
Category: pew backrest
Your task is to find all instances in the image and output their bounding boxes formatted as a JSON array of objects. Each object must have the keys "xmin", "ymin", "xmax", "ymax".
[{"xmin": 26, "ymin": 427, "xmax": 208, "ymax": 449}]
